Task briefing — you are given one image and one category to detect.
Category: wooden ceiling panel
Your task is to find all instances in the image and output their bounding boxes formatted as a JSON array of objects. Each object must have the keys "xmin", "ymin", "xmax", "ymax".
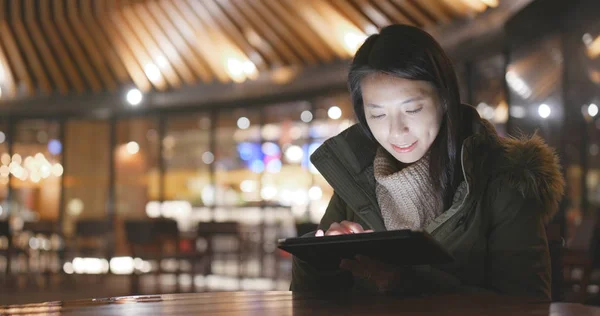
[
  {"xmin": 95, "ymin": 0, "xmax": 153, "ymax": 92},
  {"xmin": 67, "ymin": 0, "xmax": 117, "ymax": 91},
  {"xmin": 0, "ymin": 0, "xmax": 498, "ymax": 100},
  {"xmin": 12, "ymin": 0, "xmax": 52, "ymax": 94},
  {"xmin": 81, "ymin": 0, "xmax": 130, "ymax": 84},
  {"xmin": 25, "ymin": 0, "xmax": 69, "ymax": 94}
]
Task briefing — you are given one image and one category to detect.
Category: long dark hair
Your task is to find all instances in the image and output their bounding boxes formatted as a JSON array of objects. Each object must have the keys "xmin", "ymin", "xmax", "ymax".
[{"xmin": 348, "ymin": 24, "xmax": 473, "ymax": 210}]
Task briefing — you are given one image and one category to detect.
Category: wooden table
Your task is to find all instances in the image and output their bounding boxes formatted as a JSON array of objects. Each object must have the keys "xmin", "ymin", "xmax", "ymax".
[{"xmin": 0, "ymin": 292, "xmax": 598, "ymax": 315}]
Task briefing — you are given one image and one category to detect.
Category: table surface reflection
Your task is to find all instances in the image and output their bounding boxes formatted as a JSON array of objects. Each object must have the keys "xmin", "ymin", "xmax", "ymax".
[{"xmin": 0, "ymin": 291, "xmax": 598, "ymax": 315}]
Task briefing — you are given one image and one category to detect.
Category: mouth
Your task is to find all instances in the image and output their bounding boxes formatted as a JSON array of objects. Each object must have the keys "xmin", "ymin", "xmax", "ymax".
[{"xmin": 391, "ymin": 141, "xmax": 418, "ymax": 153}]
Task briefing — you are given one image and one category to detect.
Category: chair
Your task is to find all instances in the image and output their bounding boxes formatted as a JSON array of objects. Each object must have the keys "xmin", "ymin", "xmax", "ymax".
[
  {"xmin": 561, "ymin": 211, "xmax": 600, "ymax": 302},
  {"xmin": 0, "ymin": 221, "xmax": 29, "ymax": 287},
  {"xmin": 21, "ymin": 221, "xmax": 64, "ymax": 287},
  {"xmin": 72, "ymin": 219, "xmax": 112, "ymax": 259},
  {"xmin": 125, "ymin": 218, "xmax": 198, "ymax": 294},
  {"xmin": 196, "ymin": 222, "xmax": 243, "ymax": 278},
  {"xmin": 546, "ymin": 223, "xmax": 565, "ymax": 302}
]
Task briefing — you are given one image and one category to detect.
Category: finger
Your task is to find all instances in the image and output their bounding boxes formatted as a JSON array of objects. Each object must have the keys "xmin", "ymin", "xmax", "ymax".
[
  {"xmin": 339, "ymin": 258, "xmax": 363, "ymax": 277},
  {"xmin": 364, "ymin": 229, "xmax": 374, "ymax": 233},
  {"xmin": 356, "ymin": 255, "xmax": 384, "ymax": 281},
  {"xmin": 326, "ymin": 222, "xmax": 352, "ymax": 235},
  {"xmin": 340, "ymin": 221, "xmax": 365, "ymax": 234},
  {"xmin": 326, "ymin": 231, "xmax": 343, "ymax": 236},
  {"xmin": 356, "ymin": 255, "xmax": 386, "ymax": 272},
  {"xmin": 343, "ymin": 256, "xmax": 371, "ymax": 280},
  {"xmin": 315, "ymin": 229, "xmax": 324, "ymax": 237},
  {"xmin": 356, "ymin": 256, "xmax": 396, "ymax": 289}
]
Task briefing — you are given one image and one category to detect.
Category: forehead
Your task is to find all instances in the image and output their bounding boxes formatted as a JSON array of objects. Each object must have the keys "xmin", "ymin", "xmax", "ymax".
[{"xmin": 360, "ymin": 73, "xmax": 435, "ymax": 99}]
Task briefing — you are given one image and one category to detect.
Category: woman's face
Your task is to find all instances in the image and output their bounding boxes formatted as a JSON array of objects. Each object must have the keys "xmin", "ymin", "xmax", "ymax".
[{"xmin": 362, "ymin": 73, "xmax": 444, "ymax": 164}]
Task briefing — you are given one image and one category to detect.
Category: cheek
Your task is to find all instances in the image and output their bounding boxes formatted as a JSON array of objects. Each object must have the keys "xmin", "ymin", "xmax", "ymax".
[{"xmin": 367, "ymin": 120, "xmax": 388, "ymax": 142}]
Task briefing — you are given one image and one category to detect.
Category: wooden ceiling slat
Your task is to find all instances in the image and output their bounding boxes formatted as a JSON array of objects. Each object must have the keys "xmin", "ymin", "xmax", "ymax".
[
  {"xmin": 95, "ymin": 1, "xmax": 152, "ymax": 92},
  {"xmin": 54, "ymin": 0, "xmax": 102, "ymax": 92},
  {"xmin": 67, "ymin": 0, "xmax": 117, "ymax": 91},
  {"xmin": 24, "ymin": 0, "xmax": 69, "ymax": 95},
  {"xmin": 327, "ymin": 0, "xmax": 378, "ymax": 35},
  {"xmin": 0, "ymin": 44, "xmax": 17, "ymax": 98},
  {"xmin": 247, "ymin": 0, "xmax": 317, "ymax": 64},
  {"xmin": 214, "ymin": 0, "xmax": 286, "ymax": 67},
  {"xmin": 370, "ymin": 0, "xmax": 415, "ymax": 26},
  {"xmin": 390, "ymin": 0, "xmax": 435, "ymax": 28},
  {"xmin": 439, "ymin": 0, "xmax": 476, "ymax": 18},
  {"xmin": 289, "ymin": 0, "xmax": 348, "ymax": 59},
  {"xmin": 0, "ymin": 0, "xmax": 495, "ymax": 99},
  {"xmin": 350, "ymin": 0, "xmax": 391, "ymax": 29},
  {"xmin": 265, "ymin": 0, "xmax": 335, "ymax": 62},
  {"xmin": 0, "ymin": 1, "xmax": 12, "ymax": 100},
  {"xmin": 146, "ymin": 1, "xmax": 212, "ymax": 83},
  {"xmin": 306, "ymin": 0, "xmax": 358, "ymax": 59},
  {"xmin": 166, "ymin": 0, "xmax": 229, "ymax": 83},
  {"xmin": 133, "ymin": 3, "xmax": 196, "ymax": 86},
  {"xmin": 40, "ymin": 0, "xmax": 85, "ymax": 93},
  {"xmin": 224, "ymin": 0, "xmax": 301, "ymax": 65},
  {"xmin": 460, "ymin": 0, "xmax": 488, "ymax": 13},
  {"xmin": 81, "ymin": 0, "xmax": 130, "ymax": 84},
  {"xmin": 11, "ymin": 0, "xmax": 52, "ymax": 94},
  {"xmin": 200, "ymin": 0, "xmax": 269, "ymax": 69},
  {"xmin": 0, "ymin": 2, "xmax": 34, "ymax": 95},
  {"xmin": 121, "ymin": 5, "xmax": 183, "ymax": 89},
  {"xmin": 110, "ymin": 9, "xmax": 169, "ymax": 90},
  {"xmin": 416, "ymin": 0, "xmax": 453, "ymax": 24}
]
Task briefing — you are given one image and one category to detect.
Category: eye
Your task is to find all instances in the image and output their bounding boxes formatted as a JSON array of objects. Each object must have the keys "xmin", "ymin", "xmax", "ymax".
[
  {"xmin": 369, "ymin": 114, "xmax": 386, "ymax": 119},
  {"xmin": 406, "ymin": 107, "xmax": 423, "ymax": 114}
]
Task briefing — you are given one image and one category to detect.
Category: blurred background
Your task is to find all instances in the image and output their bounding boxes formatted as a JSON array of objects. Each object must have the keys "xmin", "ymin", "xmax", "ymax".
[{"xmin": 0, "ymin": 0, "xmax": 599, "ymax": 305}]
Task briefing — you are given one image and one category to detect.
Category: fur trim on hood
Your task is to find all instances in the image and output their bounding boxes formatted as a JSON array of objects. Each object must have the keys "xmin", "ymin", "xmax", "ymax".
[
  {"xmin": 469, "ymin": 117, "xmax": 565, "ymax": 223},
  {"xmin": 496, "ymin": 133, "xmax": 565, "ymax": 223}
]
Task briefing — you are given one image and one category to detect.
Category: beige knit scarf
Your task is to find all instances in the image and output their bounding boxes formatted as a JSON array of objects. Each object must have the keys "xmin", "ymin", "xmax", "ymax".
[{"xmin": 373, "ymin": 147, "xmax": 443, "ymax": 230}]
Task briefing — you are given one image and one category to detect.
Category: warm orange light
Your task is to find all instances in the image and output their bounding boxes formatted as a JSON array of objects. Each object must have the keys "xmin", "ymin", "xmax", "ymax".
[
  {"xmin": 587, "ymin": 36, "xmax": 600, "ymax": 59},
  {"xmin": 480, "ymin": 0, "xmax": 499, "ymax": 8},
  {"xmin": 460, "ymin": 0, "xmax": 488, "ymax": 12}
]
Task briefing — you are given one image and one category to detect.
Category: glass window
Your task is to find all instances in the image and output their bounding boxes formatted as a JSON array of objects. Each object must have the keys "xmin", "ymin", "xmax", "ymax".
[
  {"xmin": 454, "ymin": 62, "xmax": 470, "ymax": 104},
  {"xmin": 311, "ymin": 92, "xmax": 354, "ymax": 223},
  {"xmin": 214, "ymin": 109, "xmax": 261, "ymax": 206},
  {"xmin": 62, "ymin": 120, "xmax": 110, "ymax": 237},
  {"xmin": 261, "ymin": 101, "xmax": 313, "ymax": 220},
  {"xmin": 0, "ymin": 119, "xmax": 9, "ymax": 220},
  {"xmin": 164, "ymin": 113, "xmax": 212, "ymax": 206},
  {"xmin": 471, "ymin": 54, "xmax": 509, "ymax": 136},
  {"xmin": 561, "ymin": 16, "xmax": 600, "ymax": 240},
  {"xmin": 506, "ymin": 36, "xmax": 564, "ymax": 149},
  {"xmin": 115, "ymin": 117, "xmax": 160, "ymax": 218},
  {"xmin": 10, "ymin": 120, "xmax": 62, "ymax": 222}
]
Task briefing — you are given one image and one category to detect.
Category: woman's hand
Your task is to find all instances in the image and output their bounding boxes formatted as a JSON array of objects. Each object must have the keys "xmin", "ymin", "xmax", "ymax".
[
  {"xmin": 314, "ymin": 222, "xmax": 400, "ymax": 292},
  {"xmin": 340, "ymin": 255, "xmax": 404, "ymax": 293},
  {"xmin": 315, "ymin": 221, "xmax": 374, "ymax": 236}
]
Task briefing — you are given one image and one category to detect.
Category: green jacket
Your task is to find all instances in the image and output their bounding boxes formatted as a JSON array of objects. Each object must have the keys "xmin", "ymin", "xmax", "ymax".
[{"xmin": 291, "ymin": 108, "xmax": 565, "ymax": 299}]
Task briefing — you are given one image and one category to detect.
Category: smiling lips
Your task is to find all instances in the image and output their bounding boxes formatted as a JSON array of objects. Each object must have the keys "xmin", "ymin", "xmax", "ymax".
[{"xmin": 391, "ymin": 141, "xmax": 418, "ymax": 153}]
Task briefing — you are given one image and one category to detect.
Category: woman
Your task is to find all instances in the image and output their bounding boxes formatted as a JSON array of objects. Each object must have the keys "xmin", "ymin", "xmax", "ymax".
[{"xmin": 290, "ymin": 24, "xmax": 565, "ymax": 299}]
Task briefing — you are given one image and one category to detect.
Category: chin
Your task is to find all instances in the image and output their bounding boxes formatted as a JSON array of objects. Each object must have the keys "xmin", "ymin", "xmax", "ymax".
[{"xmin": 389, "ymin": 149, "xmax": 426, "ymax": 165}]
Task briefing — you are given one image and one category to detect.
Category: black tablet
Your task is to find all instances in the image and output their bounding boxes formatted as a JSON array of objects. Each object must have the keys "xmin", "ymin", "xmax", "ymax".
[{"xmin": 278, "ymin": 230, "xmax": 453, "ymax": 268}]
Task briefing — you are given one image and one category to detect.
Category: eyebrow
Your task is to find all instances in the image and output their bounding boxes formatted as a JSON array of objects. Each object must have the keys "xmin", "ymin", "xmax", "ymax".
[{"xmin": 366, "ymin": 96, "xmax": 426, "ymax": 108}]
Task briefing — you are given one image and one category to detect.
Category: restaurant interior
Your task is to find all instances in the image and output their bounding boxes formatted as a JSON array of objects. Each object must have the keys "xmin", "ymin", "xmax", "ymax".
[{"xmin": 0, "ymin": 0, "xmax": 599, "ymax": 308}]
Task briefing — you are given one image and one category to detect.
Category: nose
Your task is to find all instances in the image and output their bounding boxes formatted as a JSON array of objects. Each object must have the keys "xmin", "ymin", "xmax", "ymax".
[{"xmin": 389, "ymin": 117, "xmax": 409, "ymax": 142}]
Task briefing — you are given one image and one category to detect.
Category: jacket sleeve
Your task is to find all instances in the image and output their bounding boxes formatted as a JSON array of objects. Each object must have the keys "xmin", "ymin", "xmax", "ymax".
[
  {"xmin": 290, "ymin": 193, "xmax": 354, "ymax": 291},
  {"xmin": 484, "ymin": 184, "xmax": 552, "ymax": 299}
]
